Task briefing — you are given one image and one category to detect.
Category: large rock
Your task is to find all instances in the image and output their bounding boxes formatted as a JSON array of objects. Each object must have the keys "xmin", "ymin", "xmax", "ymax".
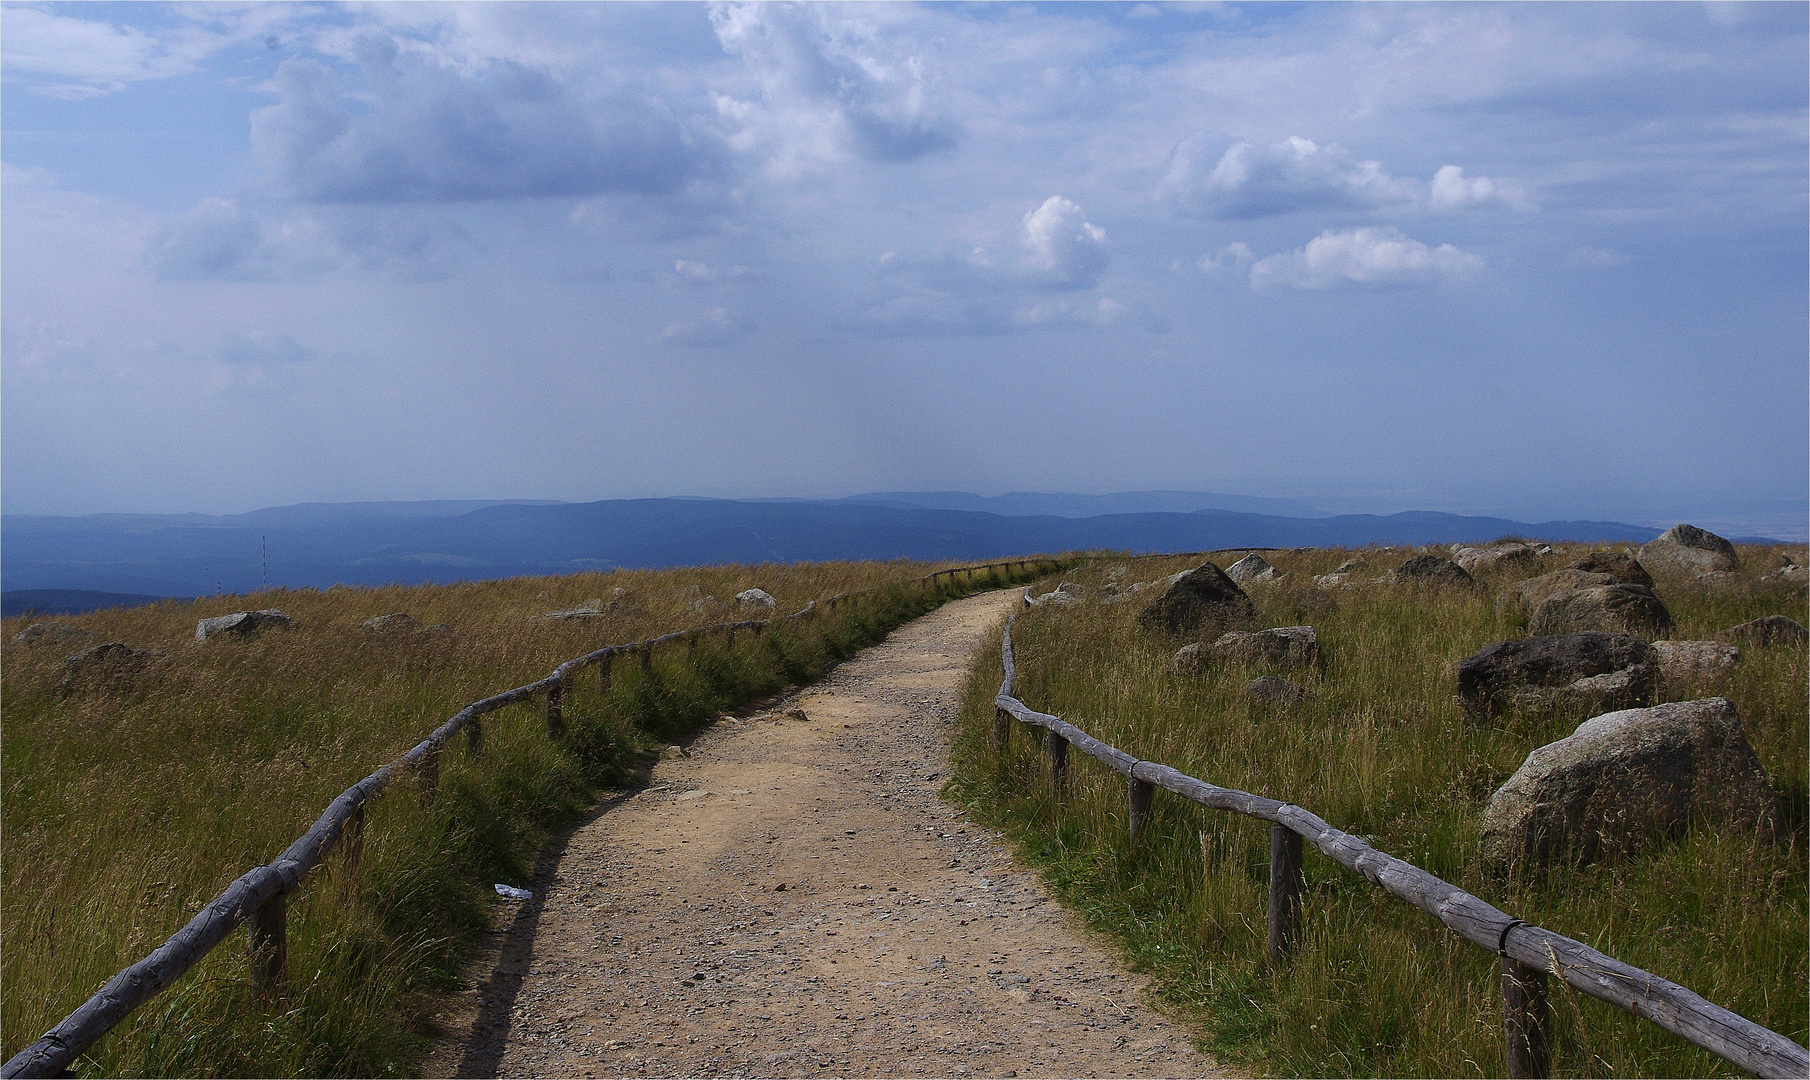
[
  {"xmin": 1529, "ymin": 583, "xmax": 1673, "ymax": 639},
  {"xmin": 363, "ymin": 612, "xmax": 420, "ymax": 633},
  {"xmin": 1499, "ymin": 569, "xmax": 1618, "ymax": 619},
  {"xmin": 195, "ymin": 609, "xmax": 293, "ymax": 642},
  {"xmin": 736, "ymin": 588, "xmax": 777, "ymax": 610},
  {"xmin": 1393, "ymin": 555, "xmax": 1476, "ymax": 588},
  {"xmin": 1563, "ymin": 551, "xmax": 1654, "ymax": 588},
  {"xmin": 60, "ymin": 642, "xmax": 164, "ymax": 690},
  {"xmin": 1138, "ymin": 563, "xmax": 1255, "ymax": 638},
  {"xmin": 12, "ymin": 621, "xmax": 98, "ymax": 647},
  {"xmin": 1455, "ymin": 632, "xmax": 1655, "ymax": 722},
  {"xmin": 534, "ymin": 607, "xmax": 606, "ymax": 621},
  {"xmin": 1033, "ymin": 582, "xmax": 1085, "ymax": 607},
  {"xmin": 1650, "ymin": 640, "xmax": 1740, "ymax": 686},
  {"xmin": 1246, "ymin": 676, "xmax": 1312, "ymax": 706},
  {"xmin": 1207, "ymin": 626, "xmax": 1318, "ymax": 668},
  {"xmin": 1288, "ymin": 587, "xmax": 1339, "ymax": 616},
  {"xmin": 1719, "ymin": 614, "xmax": 1808, "ymax": 646},
  {"xmin": 1453, "ymin": 543, "xmax": 1540, "ymax": 576},
  {"xmin": 1481, "ymin": 698, "xmax": 1781, "ymax": 870},
  {"xmin": 1224, "ymin": 554, "xmax": 1279, "ymax": 584},
  {"xmin": 1640, "ymin": 524, "xmax": 1738, "ymax": 576}
]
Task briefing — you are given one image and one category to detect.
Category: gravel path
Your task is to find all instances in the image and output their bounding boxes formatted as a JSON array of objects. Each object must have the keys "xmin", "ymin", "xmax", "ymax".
[{"xmin": 426, "ymin": 589, "xmax": 1230, "ymax": 1079}]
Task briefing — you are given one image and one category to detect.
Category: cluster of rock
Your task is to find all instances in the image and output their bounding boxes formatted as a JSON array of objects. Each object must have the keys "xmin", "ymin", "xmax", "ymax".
[
  {"xmin": 1136, "ymin": 563, "xmax": 1256, "ymax": 637},
  {"xmin": 13, "ymin": 620, "xmax": 168, "ymax": 692}
]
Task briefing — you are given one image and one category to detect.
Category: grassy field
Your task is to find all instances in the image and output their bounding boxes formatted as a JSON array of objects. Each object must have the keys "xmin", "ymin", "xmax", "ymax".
[
  {"xmin": 1, "ymin": 558, "xmax": 1051, "ymax": 1077},
  {"xmin": 951, "ymin": 544, "xmax": 1807, "ymax": 1078}
]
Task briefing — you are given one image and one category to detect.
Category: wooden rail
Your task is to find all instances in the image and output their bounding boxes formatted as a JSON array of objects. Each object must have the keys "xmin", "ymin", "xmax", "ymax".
[
  {"xmin": 994, "ymin": 604, "xmax": 1809, "ymax": 1079},
  {"xmin": 2, "ymin": 557, "xmax": 1066, "ymax": 1080}
]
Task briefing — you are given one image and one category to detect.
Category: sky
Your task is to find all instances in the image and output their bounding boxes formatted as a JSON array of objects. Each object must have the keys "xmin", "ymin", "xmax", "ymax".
[{"xmin": 3, "ymin": 1, "xmax": 1806, "ymax": 536}]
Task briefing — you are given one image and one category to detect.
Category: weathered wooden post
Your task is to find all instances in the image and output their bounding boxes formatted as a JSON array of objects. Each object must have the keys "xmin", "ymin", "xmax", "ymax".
[
  {"xmin": 466, "ymin": 715, "xmax": 484, "ymax": 755},
  {"xmin": 1502, "ymin": 937, "xmax": 1552, "ymax": 1079},
  {"xmin": 599, "ymin": 653, "xmax": 614, "ymax": 695},
  {"xmin": 1128, "ymin": 778, "xmax": 1154, "ymax": 843},
  {"xmin": 545, "ymin": 682, "xmax": 564, "ymax": 737},
  {"xmin": 250, "ymin": 894, "xmax": 286, "ymax": 991},
  {"xmin": 640, "ymin": 645, "xmax": 653, "ymax": 673},
  {"xmin": 1048, "ymin": 731, "xmax": 1069, "ymax": 789},
  {"xmin": 686, "ymin": 634, "xmax": 699, "ymax": 661},
  {"xmin": 725, "ymin": 626, "xmax": 737, "ymax": 649},
  {"xmin": 1267, "ymin": 824, "xmax": 1304, "ymax": 965},
  {"xmin": 992, "ymin": 707, "xmax": 1011, "ymax": 752}
]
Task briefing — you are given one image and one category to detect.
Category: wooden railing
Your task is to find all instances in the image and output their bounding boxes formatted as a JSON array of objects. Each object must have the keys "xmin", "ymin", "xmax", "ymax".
[
  {"xmin": 993, "ymin": 601, "xmax": 1808, "ymax": 1079},
  {"xmin": 2, "ymin": 557, "xmax": 1065, "ymax": 1080}
]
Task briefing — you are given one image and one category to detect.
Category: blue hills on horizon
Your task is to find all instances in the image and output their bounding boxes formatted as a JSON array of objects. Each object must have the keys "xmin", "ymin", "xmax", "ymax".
[{"xmin": 5, "ymin": 490, "xmax": 1770, "ymax": 616}]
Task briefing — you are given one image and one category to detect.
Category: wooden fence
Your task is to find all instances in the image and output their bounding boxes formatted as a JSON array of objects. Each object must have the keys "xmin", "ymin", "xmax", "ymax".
[
  {"xmin": 994, "ymin": 597, "xmax": 1809, "ymax": 1079},
  {"xmin": 1, "ymin": 557, "xmax": 1063, "ymax": 1080}
]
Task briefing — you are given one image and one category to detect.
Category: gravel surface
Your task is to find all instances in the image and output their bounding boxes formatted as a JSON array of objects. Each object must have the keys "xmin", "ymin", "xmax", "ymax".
[{"xmin": 426, "ymin": 589, "xmax": 1231, "ymax": 1079}]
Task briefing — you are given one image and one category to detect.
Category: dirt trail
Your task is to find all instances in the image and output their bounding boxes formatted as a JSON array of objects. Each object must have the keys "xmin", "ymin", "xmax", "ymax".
[{"xmin": 429, "ymin": 589, "xmax": 1229, "ymax": 1079}]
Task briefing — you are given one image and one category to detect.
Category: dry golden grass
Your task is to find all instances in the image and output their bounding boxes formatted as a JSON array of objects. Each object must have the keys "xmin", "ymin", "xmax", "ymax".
[
  {"xmin": 2, "ymin": 558, "xmax": 1047, "ymax": 1077},
  {"xmin": 954, "ymin": 543, "xmax": 1807, "ymax": 1078}
]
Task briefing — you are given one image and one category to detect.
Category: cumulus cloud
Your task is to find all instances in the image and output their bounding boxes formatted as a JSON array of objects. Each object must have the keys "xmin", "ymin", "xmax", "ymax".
[
  {"xmin": 671, "ymin": 260, "xmax": 749, "ymax": 285},
  {"xmin": 710, "ymin": 2, "xmax": 957, "ymax": 167},
  {"xmin": 654, "ymin": 307, "xmax": 757, "ymax": 347},
  {"xmin": 1196, "ymin": 242, "xmax": 1255, "ymax": 280},
  {"xmin": 250, "ymin": 34, "xmax": 725, "ymax": 204},
  {"xmin": 1160, "ymin": 133, "xmax": 1526, "ymax": 219},
  {"xmin": 1018, "ymin": 197, "xmax": 1109, "ymax": 290},
  {"xmin": 1248, "ymin": 228, "xmax": 1483, "ymax": 291}
]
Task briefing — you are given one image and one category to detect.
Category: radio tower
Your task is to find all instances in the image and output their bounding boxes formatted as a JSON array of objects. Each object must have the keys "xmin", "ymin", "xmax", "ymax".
[{"xmin": 262, "ymin": 536, "xmax": 268, "ymax": 591}]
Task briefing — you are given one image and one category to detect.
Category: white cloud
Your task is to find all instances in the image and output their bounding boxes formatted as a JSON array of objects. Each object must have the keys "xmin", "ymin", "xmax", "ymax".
[
  {"xmin": 1567, "ymin": 246, "xmax": 1631, "ymax": 267},
  {"xmin": 709, "ymin": 2, "xmax": 956, "ymax": 169},
  {"xmin": 1196, "ymin": 242, "xmax": 1255, "ymax": 280},
  {"xmin": 672, "ymin": 260, "xmax": 749, "ymax": 285},
  {"xmin": 1249, "ymin": 228, "xmax": 1483, "ymax": 291},
  {"xmin": 1018, "ymin": 196, "xmax": 1109, "ymax": 290},
  {"xmin": 0, "ymin": 5, "xmax": 290, "ymax": 98},
  {"xmin": 1429, "ymin": 165, "xmax": 1528, "ymax": 212},
  {"xmin": 1160, "ymin": 133, "xmax": 1527, "ymax": 220},
  {"xmin": 149, "ymin": 197, "xmax": 476, "ymax": 281}
]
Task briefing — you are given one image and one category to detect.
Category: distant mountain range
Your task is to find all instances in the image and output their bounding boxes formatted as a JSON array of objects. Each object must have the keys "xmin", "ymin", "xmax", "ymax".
[{"xmin": 2, "ymin": 491, "xmax": 1750, "ymax": 615}]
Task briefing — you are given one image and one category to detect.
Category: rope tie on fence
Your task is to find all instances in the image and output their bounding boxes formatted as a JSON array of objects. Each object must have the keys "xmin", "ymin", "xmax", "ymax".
[{"xmin": 1498, "ymin": 919, "xmax": 1529, "ymax": 957}]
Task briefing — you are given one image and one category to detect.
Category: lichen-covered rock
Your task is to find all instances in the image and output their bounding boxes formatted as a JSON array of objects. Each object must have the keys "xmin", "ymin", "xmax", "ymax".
[
  {"xmin": 1650, "ymin": 640, "xmax": 1740, "ymax": 686},
  {"xmin": 1529, "ymin": 583, "xmax": 1673, "ymax": 639},
  {"xmin": 1393, "ymin": 555, "xmax": 1476, "ymax": 588},
  {"xmin": 363, "ymin": 613, "xmax": 420, "ymax": 633},
  {"xmin": 1719, "ymin": 614, "xmax": 1808, "ymax": 646},
  {"xmin": 535, "ymin": 607, "xmax": 606, "ymax": 621},
  {"xmin": 1170, "ymin": 642, "xmax": 1207, "ymax": 676},
  {"xmin": 1640, "ymin": 524, "xmax": 1738, "ymax": 576},
  {"xmin": 195, "ymin": 609, "xmax": 293, "ymax": 642},
  {"xmin": 1563, "ymin": 551, "xmax": 1654, "ymax": 588},
  {"xmin": 1137, "ymin": 563, "xmax": 1255, "ymax": 638},
  {"xmin": 1481, "ymin": 698, "xmax": 1781, "ymax": 870},
  {"xmin": 60, "ymin": 642, "xmax": 165, "ymax": 690},
  {"xmin": 1246, "ymin": 675, "xmax": 1312, "ymax": 706},
  {"xmin": 12, "ymin": 621, "xmax": 98, "ymax": 647},
  {"xmin": 736, "ymin": 588, "xmax": 778, "ymax": 610},
  {"xmin": 1498, "ymin": 568, "xmax": 1619, "ymax": 619},
  {"xmin": 1453, "ymin": 543, "xmax": 1540, "ymax": 575},
  {"xmin": 1033, "ymin": 582, "xmax": 1085, "ymax": 607},
  {"xmin": 1456, "ymin": 632, "xmax": 1655, "ymax": 722},
  {"xmin": 1207, "ymin": 626, "xmax": 1318, "ymax": 668},
  {"xmin": 1225, "ymin": 554, "xmax": 1279, "ymax": 584}
]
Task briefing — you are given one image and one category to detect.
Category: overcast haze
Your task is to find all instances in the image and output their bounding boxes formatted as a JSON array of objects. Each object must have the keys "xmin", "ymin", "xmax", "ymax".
[{"xmin": 4, "ymin": 2, "xmax": 1806, "ymax": 538}]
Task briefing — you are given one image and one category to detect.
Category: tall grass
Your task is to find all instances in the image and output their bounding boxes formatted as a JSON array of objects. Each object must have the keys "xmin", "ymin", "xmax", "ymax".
[
  {"xmin": 2, "ymin": 558, "xmax": 1049, "ymax": 1077},
  {"xmin": 952, "ymin": 545, "xmax": 1807, "ymax": 1078}
]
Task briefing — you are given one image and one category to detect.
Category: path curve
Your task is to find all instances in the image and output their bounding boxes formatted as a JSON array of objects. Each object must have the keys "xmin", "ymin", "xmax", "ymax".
[{"xmin": 431, "ymin": 589, "xmax": 1227, "ymax": 1079}]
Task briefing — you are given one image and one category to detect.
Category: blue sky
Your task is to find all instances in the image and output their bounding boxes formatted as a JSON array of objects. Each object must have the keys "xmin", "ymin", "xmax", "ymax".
[{"xmin": 3, "ymin": 2, "xmax": 1805, "ymax": 537}]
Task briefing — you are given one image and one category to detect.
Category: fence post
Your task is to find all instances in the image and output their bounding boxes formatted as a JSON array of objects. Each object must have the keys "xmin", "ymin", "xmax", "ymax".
[
  {"xmin": 545, "ymin": 683, "xmax": 564, "ymax": 737},
  {"xmin": 466, "ymin": 715, "xmax": 484, "ymax": 755},
  {"xmin": 1268, "ymin": 824, "xmax": 1304, "ymax": 965},
  {"xmin": 992, "ymin": 707, "xmax": 1011, "ymax": 752},
  {"xmin": 686, "ymin": 634, "xmax": 699, "ymax": 661},
  {"xmin": 1048, "ymin": 731, "xmax": 1069, "ymax": 790},
  {"xmin": 249, "ymin": 893, "xmax": 286, "ymax": 992},
  {"xmin": 599, "ymin": 654, "xmax": 614, "ymax": 696},
  {"xmin": 1128, "ymin": 778, "xmax": 1154, "ymax": 843},
  {"xmin": 640, "ymin": 645, "xmax": 653, "ymax": 673},
  {"xmin": 1502, "ymin": 952, "xmax": 1552, "ymax": 1079},
  {"xmin": 726, "ymin": 627, "xmax": 737, "ymax": 649}
]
